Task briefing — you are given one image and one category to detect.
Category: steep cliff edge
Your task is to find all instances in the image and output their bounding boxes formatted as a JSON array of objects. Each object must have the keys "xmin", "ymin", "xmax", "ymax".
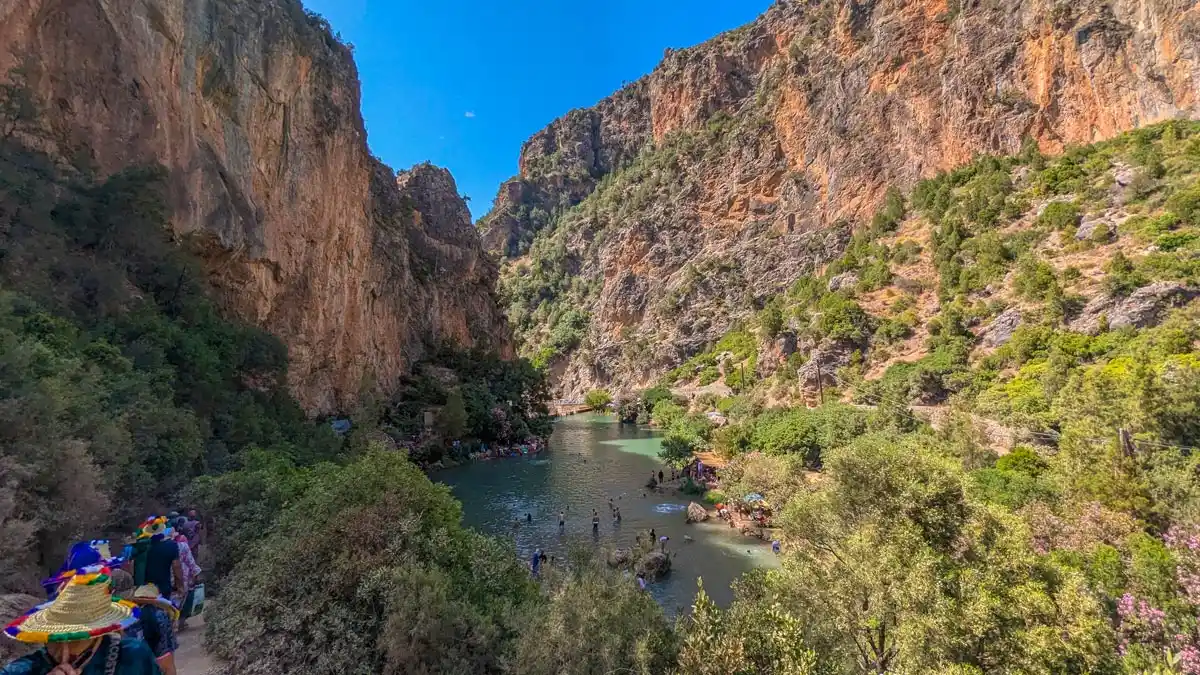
[
  {"xmin": 0, "ymin": 0, "xmax": 509, "ymax": 413},
  {"xmin": 483, "ymin": 0, "xmax": 1200, "ymax": 396}
]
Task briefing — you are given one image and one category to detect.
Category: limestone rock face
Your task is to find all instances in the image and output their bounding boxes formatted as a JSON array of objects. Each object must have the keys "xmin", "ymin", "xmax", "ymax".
[
  {"xmin": 686, "ymin": 502, "xmax": 710, "ymax": 523},
  {"xmin": 980, "ymin": 308, "xmax": 1023, "ymax": 348},
  {"xmin": 0, "ymin": 0, "xmax": 510, "ymax": 413},
  {"xmin": 485, "ymin": 0, "xmax": 1200, "ymax": 395},
  {"xmin": 1070, "ymin": 283, "xmax": 1200, "ymax": 334}
]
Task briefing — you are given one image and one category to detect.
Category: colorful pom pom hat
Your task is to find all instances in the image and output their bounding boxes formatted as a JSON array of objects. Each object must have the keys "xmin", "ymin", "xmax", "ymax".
[
  {"xmin": 4, "ymin": 567, "xmax": 138, "ymax": 644},
  {"xmin": 133, "ymin": 516, "xmax": 173, "ymax": 541},
  {"xmin": 41, "ymin": 540, "xmax": 127, "ymax": 595},
  {"xmin": 126, "ymin": 584, "xmax": 178, "ymax": 621}
]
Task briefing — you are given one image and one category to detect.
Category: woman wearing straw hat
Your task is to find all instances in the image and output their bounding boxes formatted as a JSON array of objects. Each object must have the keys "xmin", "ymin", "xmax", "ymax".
[{"xmin": 1, "ymin": 568, "xmax": 161, "ymax": 675}]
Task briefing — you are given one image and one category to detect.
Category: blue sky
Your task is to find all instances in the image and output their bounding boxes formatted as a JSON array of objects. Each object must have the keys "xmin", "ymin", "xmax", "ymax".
[{"xmin": 301, "ymin": 0, "xmax": 773, "ymax": 220}]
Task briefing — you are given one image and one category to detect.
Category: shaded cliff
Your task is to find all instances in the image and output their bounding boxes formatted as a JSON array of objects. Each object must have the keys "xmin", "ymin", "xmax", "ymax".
[
  {"xmin": 483, "ymin": 0, "xmax": 1200, "ymax": 396},
  {"xmin": 0, "ymin": 0, "xmax": 510, "ymax": 413}
]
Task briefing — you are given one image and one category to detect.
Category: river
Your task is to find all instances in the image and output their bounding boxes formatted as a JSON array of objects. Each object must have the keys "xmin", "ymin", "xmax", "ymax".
[{"xmin": 438, "ymin": 413, "xmax": 776, "ymax": 613}]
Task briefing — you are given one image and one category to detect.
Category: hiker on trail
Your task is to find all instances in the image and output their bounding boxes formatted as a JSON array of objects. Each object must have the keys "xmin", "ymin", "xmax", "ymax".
[
  {"xmin": 558, "ymin": 511, "xmax": 565, "ymax": 533},
  {"xmin": 124, "ymin": 581, "xmax": 179, "ymax": 675},
  {"xmin": 42, "ymin": 541, "xmax": 123, "ymax": 600},
  {"xmin": 171, "ymin": 518, "xmax": 201, "ymax": 632},
  {"xmin": 1, "ymin": 567, "xmax": 160, "ymax": 675},
  {"xmin": 592, "ymin": 510, "xmax": 600, "ymax": 534},
  {"xmin": 130, "ymin": 517, "xmax": 184, "ymax": 609},
  {"xmin": 178, "ymin": 512, "xmax": 201, "ymax": 554},
  {"xmin": 772, "ymin": 540, "xmax": 781, "ymax": 555}
]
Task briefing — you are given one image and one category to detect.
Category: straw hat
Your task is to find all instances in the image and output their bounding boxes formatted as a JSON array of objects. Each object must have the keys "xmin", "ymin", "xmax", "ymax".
[
  {"xmin": 127, "ymin": 584, "xmax": 179, "ymax": 621},
  {"xmin": 134, "ymin": 516, "xmax": 173, "ymax": 541},
  {"xmin": 4, "ymin": 568, "xmax": 137, "ymax": 644}
]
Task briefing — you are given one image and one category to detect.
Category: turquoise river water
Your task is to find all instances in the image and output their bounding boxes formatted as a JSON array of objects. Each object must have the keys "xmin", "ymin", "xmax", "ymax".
[{"xmin": 438, "ymin": 413, "xmax": 776, "ymax": 613}]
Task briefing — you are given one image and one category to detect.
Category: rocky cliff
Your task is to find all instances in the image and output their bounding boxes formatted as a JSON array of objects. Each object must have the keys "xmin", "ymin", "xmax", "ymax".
[
  {"xmin": 483, "ymin": 0, "xmax": 1200, "ymax": 396},
  {"xmin": 0, "ymin": 0, "xmax": 510, "ymax": 413}
]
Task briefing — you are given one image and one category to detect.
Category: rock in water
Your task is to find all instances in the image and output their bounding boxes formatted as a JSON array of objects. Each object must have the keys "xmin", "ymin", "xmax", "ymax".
[
  {"xmin": 686, "ymin": 502, "xmax": 709, "ymax": 523},
  {"xmin": 607, "ymin": 548, "xmax": 632, "ymax": 568},
  {"xmin": 636, "ymin": 551, "xmax": 672, "ymax": 580}
]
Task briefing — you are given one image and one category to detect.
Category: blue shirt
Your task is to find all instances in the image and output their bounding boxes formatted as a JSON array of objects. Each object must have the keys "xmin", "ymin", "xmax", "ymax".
[{"xmin": 0, "ymin": 637, "xmax": 161, "ymax": 675}]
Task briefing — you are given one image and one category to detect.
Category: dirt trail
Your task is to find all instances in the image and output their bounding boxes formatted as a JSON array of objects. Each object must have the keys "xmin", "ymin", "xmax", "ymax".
[{"xmin": 175, "ymin": 615, "xmax": 216, "ymax": 675}]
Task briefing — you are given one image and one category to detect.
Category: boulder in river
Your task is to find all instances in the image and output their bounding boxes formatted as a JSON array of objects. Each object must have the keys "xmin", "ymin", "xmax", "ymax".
[
  {"xmin": 636, "ymin": 551, "xmax": 672, "ymax": 580},
  {"xmin": 607, "ymin": 548, "xmax": 632, "ymax": 568},
  {"xmin": 686, "ymin": 502, "xmax": 709, "ymax": 523}
]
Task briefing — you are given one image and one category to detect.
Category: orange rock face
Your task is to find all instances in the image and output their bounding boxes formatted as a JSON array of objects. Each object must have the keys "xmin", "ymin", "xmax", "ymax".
[
  {"xmin": 483, "ymin": 0, "xmax": 1200, "ymax": 395},
  {"xmin": 0, "ymin": 0, "xmax": 510, "ymax": 413}
]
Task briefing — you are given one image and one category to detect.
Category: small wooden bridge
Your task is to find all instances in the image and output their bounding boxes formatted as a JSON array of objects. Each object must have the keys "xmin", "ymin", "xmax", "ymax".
[{"xmin": 548, "ymin": 399, "xmax": 592, "ymax": 416}]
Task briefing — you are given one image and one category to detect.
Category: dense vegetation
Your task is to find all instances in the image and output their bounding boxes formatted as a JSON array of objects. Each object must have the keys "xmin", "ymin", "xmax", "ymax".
[
  {"xmin": 635, "ymin": 122, "xmax": 1200, "ymax": 673},
  {"xmin": 0, "ymin": 127, "xmax": 344, "ymax": 593}
]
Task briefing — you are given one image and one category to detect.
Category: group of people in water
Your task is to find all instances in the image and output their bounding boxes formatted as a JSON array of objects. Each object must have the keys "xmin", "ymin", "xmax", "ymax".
[
  {"xmin": 468, "ymin": 437, "xmax": 546, "ymax": 461},
  {"xmin": 2, "ymin": 512, "xmax": 207, "ymax": 675}
]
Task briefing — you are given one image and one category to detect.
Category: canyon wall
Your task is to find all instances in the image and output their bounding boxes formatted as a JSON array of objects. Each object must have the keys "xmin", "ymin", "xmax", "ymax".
[
  {"xmin": 482, "ymin": 0, "xmax": 1200, "ymax": 395},
  {"xmin": 0, "ymin": 0, "xmax": 510, "ymax": 413}
]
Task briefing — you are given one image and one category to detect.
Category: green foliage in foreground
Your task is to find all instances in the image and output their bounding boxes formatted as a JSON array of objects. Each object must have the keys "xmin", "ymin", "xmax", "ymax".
[{"xmin": 207, "ymin": 451, "xmax": 539, "ymax": 675}]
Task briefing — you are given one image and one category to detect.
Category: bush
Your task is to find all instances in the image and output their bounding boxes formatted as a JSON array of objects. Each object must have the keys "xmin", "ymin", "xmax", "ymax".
[
  {"xmin": 758, "ymin": 303, "xmax": 784, "ymax": 339},
  {"xmin": 206, "ymin": 451, "xmax": 539, "ymax": 674},
  {"xmin": 1013, "ymin": 256, "xmax": 1060, "ymax": 301},
  {"xmin": 816, "ymin": 294, "xmax": 872, "ymax": 343},
  {"xmin": 509, "ymin": 561, "xmax": 677, "ymax": 675},
  {"xmin": 584, "ymin": 388, "xmax": 613, "ymax": 410},
  {"xmin": 1166, "ymin": 184, "xmax": 1200, "ymax": 226},
  {"xmin": 660, "ymin": 414, "xmax": 714, "ymax": 466},
  {"xmin": 1036, "ymin": 201, "xmax": 1082, "ymax": 234},
  {"xmin": 870, "ymin": 186, "xmax": 907, "ymax": 234},
  {"xmin": 750, "ymin": 404, "xmax": 870, "ymax": 467},
  {"xmin": 1103, "ymin": 251, "xmax": 1148, "ymax": 296}
]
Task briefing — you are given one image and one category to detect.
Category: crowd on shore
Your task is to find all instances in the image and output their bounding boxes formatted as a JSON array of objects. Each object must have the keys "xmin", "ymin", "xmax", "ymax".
[
  {"xmin": 2, "ymin": 512, "xmax": 207, "ymax": 675},
  {"xmin": 467, "ymin": 437, "xmax": 547, "ymax": 461}
]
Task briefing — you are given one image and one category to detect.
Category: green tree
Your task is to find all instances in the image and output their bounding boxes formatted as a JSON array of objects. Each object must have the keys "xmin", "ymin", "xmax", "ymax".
[
  {"xmin": 677, "ymin": 580, "xmax": 818, "ymax": 675},
  {"xmin": 660, "ymin": 414, "xmax": 713, "ymax": 467},
  {"xmin": 439, "ymin": 388, "xmax": 469, "ymax": 439},
  {"xmin": 509, "ymin": 562, "xmax": 677, "ymax": 675},
  {"xmin": 758, "ymin": 302, "xmax": 785, "ymax": 339},
  {"xmin": 584, "ymin": 388, "xmax": 613, "ymax": 410}
]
